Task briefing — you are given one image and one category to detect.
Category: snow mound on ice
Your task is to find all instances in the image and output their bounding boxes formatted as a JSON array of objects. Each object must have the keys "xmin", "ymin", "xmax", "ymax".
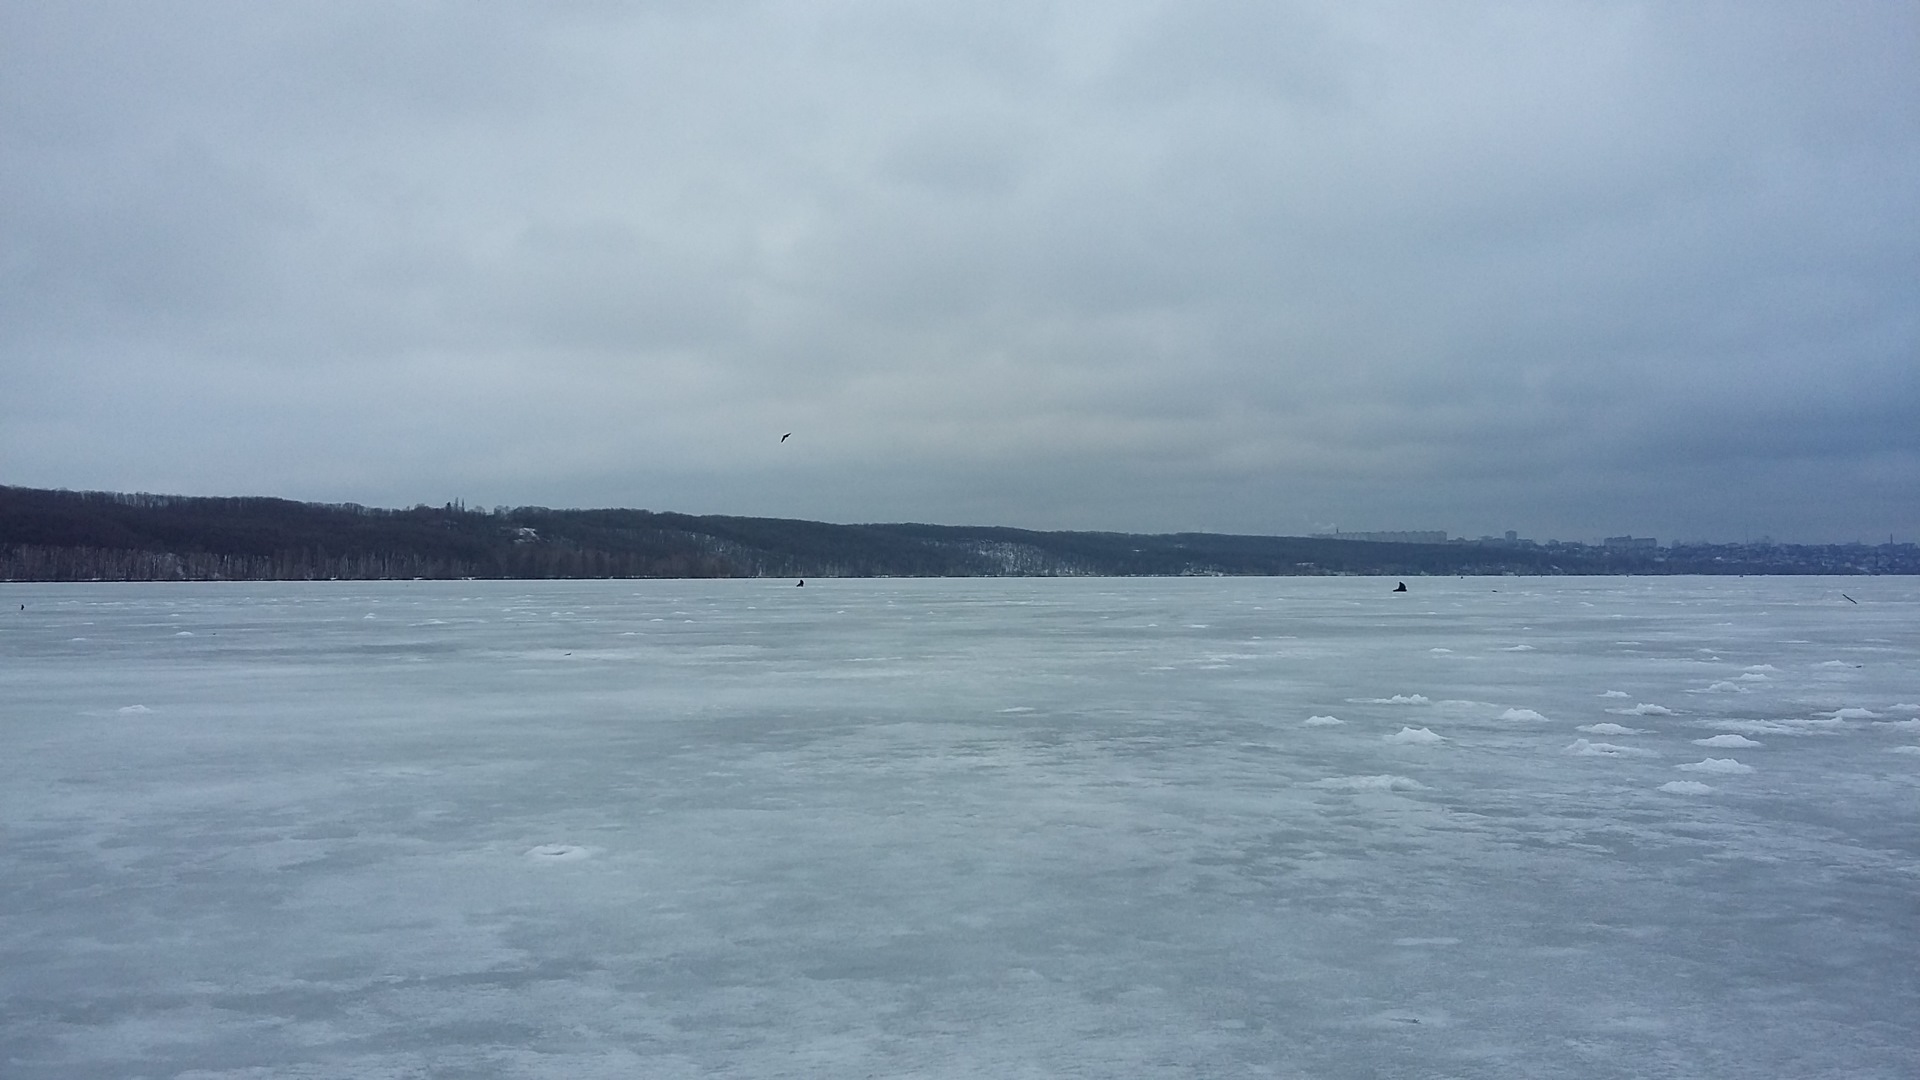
[
  {"xmin": 1609, "ymin": 703, "xmax": 1674, "ymax": 716},
  {"xmin": 117, "ymin": 705, "xmax": 152, "ymax": 714},
  {"xmin": 1367, "ymin": 694, "xmax": 1431, "ymax": 705},
  {"xmin": 1600, "ymin": 690, "xmax": 1630, "ymax": 698},
  {"xmin": 1302, "ymin": 715, "xmax": 1344, "ymax": 727},
  {"xmin": 1565, "ymin": 740, "xmax": 1654, "ymax": 757},
  {"xmin": 1677, "ymin": 758, "xmax": 1753, "ymax": 775},
  {"xmin": 1889, "ymin": 746, "xmax": 1920, "ymax": 756},
  {"xmin": 1823, "ymin": 707, "xmax": 1879, "ymax": 720},
  {"xmin": 1499, "ymin": 708, "xmax": 1548, "ymax": 722},
  {"xmin": 1660, "ymin": 781, "xmax": 1714, "ymax": 795},
  {"xmin": 1579, "ymin": 723, "xmax": 1643, "ymax": 735},
  {"xmin": 1384, "ymin": 726, "xmax": 1444, "ymax": 745},
  {"xmin": 1695, "ymin": 734, "xmax": 1761, "ymax": 748},
  {"xmin": 1312, "ymin": 775, "xmax": 1427, "ymax": 792}
]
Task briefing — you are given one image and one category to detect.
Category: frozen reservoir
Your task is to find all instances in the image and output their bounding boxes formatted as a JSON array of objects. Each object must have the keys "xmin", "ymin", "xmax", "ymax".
[{"xmin": 2, "ymin": 576, "xmax": 1916, "ymax": 1077}]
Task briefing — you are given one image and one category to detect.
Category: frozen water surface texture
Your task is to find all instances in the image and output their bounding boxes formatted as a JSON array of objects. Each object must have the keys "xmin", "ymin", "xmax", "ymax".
[{"xmin": 2, "ymin": 576, "xmax": 1917, "ymax": 1078}]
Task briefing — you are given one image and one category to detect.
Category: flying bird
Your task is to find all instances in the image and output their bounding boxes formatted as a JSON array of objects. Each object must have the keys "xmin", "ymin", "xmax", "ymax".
[{"xmin": 781, "ymin": 433, "xmax": 791, "ymax": 443}]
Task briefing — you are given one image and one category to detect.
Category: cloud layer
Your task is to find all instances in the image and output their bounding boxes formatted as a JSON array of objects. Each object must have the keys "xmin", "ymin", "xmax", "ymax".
[{"xmin": 4, "ymin": 1, "xmax": 1915, "ymax": 541}]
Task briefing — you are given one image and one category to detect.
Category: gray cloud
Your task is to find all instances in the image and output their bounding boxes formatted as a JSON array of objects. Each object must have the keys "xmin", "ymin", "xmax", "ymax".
[{"xmin": 2, "ymin": 1, "xmax": 1914, "ymax": 542}]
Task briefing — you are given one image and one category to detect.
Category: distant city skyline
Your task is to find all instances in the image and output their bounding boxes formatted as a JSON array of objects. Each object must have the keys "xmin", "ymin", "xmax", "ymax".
[{"xmin": 3, "ymin": 3, "xmax": 1914, "ymax": 545}]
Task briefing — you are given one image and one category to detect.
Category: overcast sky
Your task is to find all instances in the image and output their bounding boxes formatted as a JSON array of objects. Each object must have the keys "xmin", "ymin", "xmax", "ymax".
[{"xmin": 3, "ymin": 1, "xmax": 1914, "ymax": 543}]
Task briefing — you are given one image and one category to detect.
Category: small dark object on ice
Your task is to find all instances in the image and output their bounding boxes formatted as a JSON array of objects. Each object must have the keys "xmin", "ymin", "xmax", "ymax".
[
  {"xmin": 797, "ymin": 579, "xmax": 805, "ymax": 587},
  {"xmin": 1842, "ymin": 593, "xmax": 1857, "ymax": 604},
  {"xmin": 1393, "ymin": 582, "xmax": 1407, "ymax": 592}
]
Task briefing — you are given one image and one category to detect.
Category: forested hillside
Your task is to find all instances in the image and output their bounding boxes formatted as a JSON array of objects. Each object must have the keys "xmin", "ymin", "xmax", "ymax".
[{"xmin": 1, "ymin": 485, "xmax": 1910, "ymax": 580}]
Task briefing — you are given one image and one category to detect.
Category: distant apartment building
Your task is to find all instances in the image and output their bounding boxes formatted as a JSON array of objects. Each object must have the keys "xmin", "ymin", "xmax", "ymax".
[{"xmin": 1603, "ymin": 535, "xmax": 1658, "ymax": 551}]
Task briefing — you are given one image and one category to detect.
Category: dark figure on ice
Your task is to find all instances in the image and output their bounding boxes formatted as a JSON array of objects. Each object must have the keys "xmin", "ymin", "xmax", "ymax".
[
  {"xmin": 797, "ymin": 579, "xmax": 805, "ymax": 587},
  {"xmin": 1393, "ymin": 582, "xmax": 1407, "ymax": 592}
]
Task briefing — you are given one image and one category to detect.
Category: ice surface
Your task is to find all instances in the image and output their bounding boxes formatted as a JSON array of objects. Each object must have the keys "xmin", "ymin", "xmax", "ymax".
[{"xmin": 4, "ymin": 575, "xmax": 1919, "ymax": 1078}]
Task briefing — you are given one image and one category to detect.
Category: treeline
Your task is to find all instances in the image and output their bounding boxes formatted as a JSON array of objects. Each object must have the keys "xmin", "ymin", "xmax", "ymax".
[{"xmin": 2, "ymin": 484, "xmax": 1912, "ymax": 581}]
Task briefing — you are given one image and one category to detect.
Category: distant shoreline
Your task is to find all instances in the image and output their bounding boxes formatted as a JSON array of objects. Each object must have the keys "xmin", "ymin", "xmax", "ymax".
[{"xmin": 5, "ymin": 484, "xmax": 1914, "ymax": 581}]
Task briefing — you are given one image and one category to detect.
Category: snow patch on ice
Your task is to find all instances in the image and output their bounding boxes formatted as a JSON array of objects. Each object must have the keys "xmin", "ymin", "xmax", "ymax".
[
  {"xmin": 173, "ymin": 631, "xmax": 194, "ymax": 637},
  {"xmin": 1384, "ymin": 726, "xmax": 1444, "ymax": 745},
  {"xmin": 1498, "ymin": 708, "xmax": 1548, "ymax": 722},
  {"xmin": 1565, "ymin": 740, "xmax": 1654, "ymax": 757},
  {"xmin": 1677, "ymin": 758, "xmax": 1753, "ymax": 775},
  {"xmin": 1876, "ymin": 718, "xmax": 1920, "ymax": 731},
  {"xmin": 1364, "ymin": 694, "xmax": 1432, "ymax": 705},
  {"xmin": 1429, "ymin": 647, "xmax": 1452, "ymax": 654},
  {"xmin": 1312, "ymin": 774, "xmax": 1427, "ymax": 791},
  {"xmin": 1302, "ymin": 715, "xmax": 1344, "ymax": 727},
  {"xmin": 1706, "ymin": 682, "xmax": 1747, "ymax": 693},
  {"xmin": 1660, "ymin": 781, "xmax": 1714, "ymax": 795},
  {"xmin": 1600, "ymin": 690, "xmax": 1630, "ymax": 699},
  {"xmin": 1745, "ymin": 664, "xmax": 1779, "ymax": 673},
  {"xmin": 1503, "ymin": 644, "xmax": 1536, "ymax": 651},
  {"xmin": 1578, "ymin": 723, "xmax": 1643, "ymax": 735},
  {"xmin": 117, "ymin": 704, "xmax": 151, "ymax": 714},
  {"xmin": 1695, "ymin": 734, "xmax": 1761, "ymax": 748},
  {"xmin": 1608, "ymin": 703, "xmax": 1674, "ymax": 716},
  {"xmin": 1823, "ymin": 707, "xmax": 1879, "ymax": 720},
  {"xmin": 1364, "ymin": 1009, "xmax": 1453, "ymax": 1029},
  {"xmin": 1888, "ymin": 746, "xmax": 1920, "ymax": 756},
  {"xmin": 1816, "ymin": 660, "xmax": 1854, "ymax": 669},
  {"xmin": 1708, "ymin": 719, "xmax": 1832, "ymax": 736},
  {"xmin": 1736, "ymin": 672, "xmax": 1770, "ymax": 682}
]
